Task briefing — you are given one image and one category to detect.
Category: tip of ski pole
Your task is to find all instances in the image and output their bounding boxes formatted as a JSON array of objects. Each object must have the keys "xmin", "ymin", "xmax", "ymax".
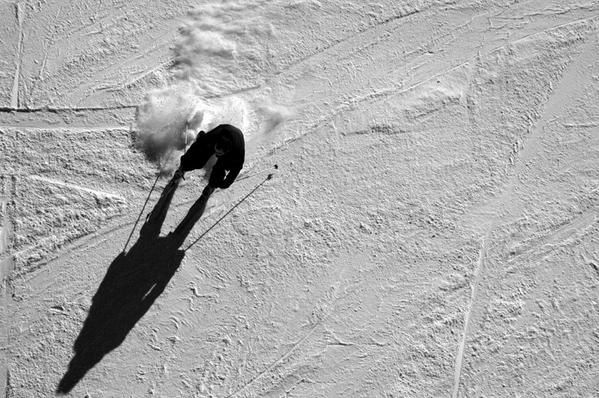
[
  {"xmin": 267, "ymin": 173, "xmax": 274, "ymax": 180},
  {"xmin": 274, "ymin": 164, "xmax": 278, "ymax": 169}
]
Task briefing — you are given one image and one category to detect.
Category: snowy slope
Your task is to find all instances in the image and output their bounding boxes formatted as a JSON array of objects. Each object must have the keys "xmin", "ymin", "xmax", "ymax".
[{"xmin": 1, "ymin": 0, "xmax": 599, "ymax": 397}]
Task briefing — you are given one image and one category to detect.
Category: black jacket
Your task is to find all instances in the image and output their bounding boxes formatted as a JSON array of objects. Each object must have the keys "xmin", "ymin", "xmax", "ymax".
[{"xmin": 180, "ymin": 124, "xmax": 245, "ymax": 189}]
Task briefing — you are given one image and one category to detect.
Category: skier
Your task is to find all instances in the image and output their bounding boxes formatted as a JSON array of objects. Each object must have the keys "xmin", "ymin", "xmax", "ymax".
[{"xmin": 169, "ymin": 123, "xmax": 245, "ymax": 237}]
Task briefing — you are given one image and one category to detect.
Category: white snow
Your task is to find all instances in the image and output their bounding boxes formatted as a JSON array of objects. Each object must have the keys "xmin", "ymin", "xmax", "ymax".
[{"xmin": 1, "ymin": 0, "xmax": 598, "ymax": 397}]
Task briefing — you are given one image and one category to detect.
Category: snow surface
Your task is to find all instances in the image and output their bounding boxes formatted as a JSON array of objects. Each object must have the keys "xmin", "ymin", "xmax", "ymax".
[{"xmin": 1, "ymin": 0, "xmax": 599, "ymax": 397}]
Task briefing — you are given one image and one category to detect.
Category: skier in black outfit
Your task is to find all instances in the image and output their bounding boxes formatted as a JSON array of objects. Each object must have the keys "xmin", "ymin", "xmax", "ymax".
[
  {"xmin": 176, "ymin": 124, "xmax": 245, "ymax": 189},
  {"xmin": 152, "ymin": 124, "xmax": 245, "ymax": 238},
  {"xmin": 175, "ymin": 124, "xmax": 244, "ymax": 234}
]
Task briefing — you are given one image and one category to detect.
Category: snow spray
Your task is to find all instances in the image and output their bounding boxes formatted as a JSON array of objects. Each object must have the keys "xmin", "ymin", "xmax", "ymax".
[
  {"xmin": 133, "ymin": 1, "xmax": 292, "ymax": 176},
  {"xmin": 133, "ymin": 84, "xmax": 200, "ymax": 176}
]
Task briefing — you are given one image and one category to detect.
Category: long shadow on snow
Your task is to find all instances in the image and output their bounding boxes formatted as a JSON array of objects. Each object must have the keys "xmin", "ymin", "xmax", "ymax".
[{"xmin": 56, "ymin": 181, "xmax": 191, "ymax": 395}]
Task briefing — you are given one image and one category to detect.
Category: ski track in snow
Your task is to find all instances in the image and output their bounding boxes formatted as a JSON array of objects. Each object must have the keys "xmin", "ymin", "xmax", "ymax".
[
  {"xmin": 27, "ymin": 175, "xmax": 126, "ymax": 201},
  {"xmin": 1, "ymin": 0, "xmax": 599, "ymax": 396},
  {"xmin": 451, "ymin": 22, "xmax": 599, "ymax": 397},
  {"xmin": 10, "ymin": 3, "xmax": 24, "ymax": 109}
]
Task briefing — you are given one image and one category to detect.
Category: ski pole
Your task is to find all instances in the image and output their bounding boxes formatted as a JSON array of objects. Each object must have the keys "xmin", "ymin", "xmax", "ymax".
[
  {"xmin": 122, "ymin": 173, "xmax": 160, "ymax": 253},
  {"xmin": 185, "ymin": 172, "xmax": 275, "ymax": 251},
  {"xmin": 236, "ymin": 164, "xmax": 278, "ymax": 183}
]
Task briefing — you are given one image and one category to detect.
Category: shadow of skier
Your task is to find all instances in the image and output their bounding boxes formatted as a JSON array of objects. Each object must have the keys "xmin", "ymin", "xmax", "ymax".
[{"xmin": 56, "ymin": 181, "xmax": 189, "ymax": 395}]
